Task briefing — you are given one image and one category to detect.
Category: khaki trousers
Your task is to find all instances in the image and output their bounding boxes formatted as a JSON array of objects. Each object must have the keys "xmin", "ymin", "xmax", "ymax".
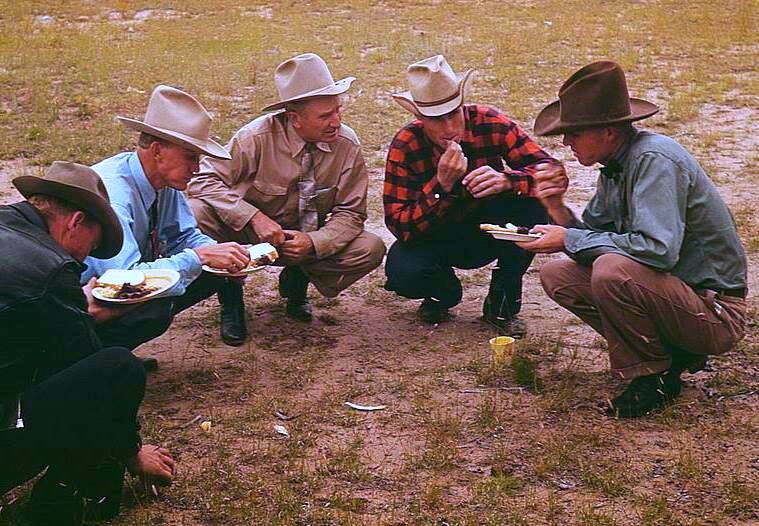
[
  {"xmin": 540, "ymin": 254, "xmax": 746, "ymax": 379},
  {"xmin": 190, "ymin": 199, "xmax": 385, "ymax": 298}
]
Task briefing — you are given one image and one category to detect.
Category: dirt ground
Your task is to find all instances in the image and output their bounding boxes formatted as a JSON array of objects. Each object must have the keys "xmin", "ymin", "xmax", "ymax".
[{"xmin": 1, "ymin": 99, "xmax": 756, "ymax": 525}]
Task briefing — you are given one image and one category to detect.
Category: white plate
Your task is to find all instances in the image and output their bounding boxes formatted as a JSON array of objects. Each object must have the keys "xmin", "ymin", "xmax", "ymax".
[
  {"xmin": 202, "ymin": 263, "xmax": 267, "ymax": 277},
  {"xmin": 484, "ymin": 230, "xmax": 543, "ymax": 242},
  {"xmin": 201, "ymin": 243, "xmax": 277, "ymax": 277},
  {"xmin": 92, "ymin": 269, "xmax": 180, "ymax": 304}
]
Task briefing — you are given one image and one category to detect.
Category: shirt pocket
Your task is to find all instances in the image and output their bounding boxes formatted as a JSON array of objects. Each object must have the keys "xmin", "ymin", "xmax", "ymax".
[
  {"xmin": 313, "ymin": 185, "xmax": 337, "ymax": 217},
  {"xmin": 247, "ymin": 178, "xmax": 290, "ymax": 217}
]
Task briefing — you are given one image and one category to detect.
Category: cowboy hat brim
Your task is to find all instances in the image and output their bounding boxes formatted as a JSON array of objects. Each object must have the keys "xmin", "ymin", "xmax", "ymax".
[
  {"xmin": 261, "ymin": 76, "xmax": 356, "ymax": 113},
  {"xmin": 392, "ymin": 69, "xmax": 474, "ymax": 117},
  {"xmin": 116, "ymin": 117, "xmax": 231, "ymax": 160},
  {"xmin": 12, "ymin": 176, "xmax": 124, "ymax": 259},
  {"xmin": 534, "ymin": 97, "xmax": 659, "ymax": 136}
]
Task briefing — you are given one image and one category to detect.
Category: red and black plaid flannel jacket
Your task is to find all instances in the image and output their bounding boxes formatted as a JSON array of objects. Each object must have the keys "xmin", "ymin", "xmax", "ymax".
[{"xmin": 384, "ymin": 104, "xmax": 554, "ymax": 242}]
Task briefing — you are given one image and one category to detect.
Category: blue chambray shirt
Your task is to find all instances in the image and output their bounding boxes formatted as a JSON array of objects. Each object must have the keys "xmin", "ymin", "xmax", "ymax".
[
  {"xmin": 81, "ymin": 152, "xmax": 216, "ymax": 296},
  {"xmin": 564, "ymin": 129, "xmax": 747, "ymax": 291}
]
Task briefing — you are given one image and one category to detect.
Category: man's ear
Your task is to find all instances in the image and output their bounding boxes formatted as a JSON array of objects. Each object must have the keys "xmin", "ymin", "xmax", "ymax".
[
  {"xmin": 148, "ymin": 140, "xmax": 163, "ymax": 158},
  {"xmin": 287, "ymin": 110, "xmax": 302, "ymax": 129},
  {"xmin": 66, "ymin": 210, "xmax": 88, "ymax": 232}
]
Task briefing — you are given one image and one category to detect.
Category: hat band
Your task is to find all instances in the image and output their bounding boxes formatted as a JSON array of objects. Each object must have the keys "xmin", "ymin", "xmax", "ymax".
[{"xmin": 414, "ymin": 89, "xmax": 460, "ymax": 108}]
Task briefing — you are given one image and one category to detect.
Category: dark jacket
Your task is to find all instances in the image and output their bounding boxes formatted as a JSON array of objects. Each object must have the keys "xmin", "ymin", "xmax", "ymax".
[{"xmin": 0, "ymin": 201, "xmax": 102, "ymax": 428}]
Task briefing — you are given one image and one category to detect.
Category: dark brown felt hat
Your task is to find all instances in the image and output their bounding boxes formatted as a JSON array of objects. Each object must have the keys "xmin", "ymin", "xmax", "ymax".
[
  {"xmin": 534, "ymin": 61, "xmax": 659, "ymax": 136},
  {"xmin": 13, "ymin": 161, "xmax": 123, "ymax": 259}
]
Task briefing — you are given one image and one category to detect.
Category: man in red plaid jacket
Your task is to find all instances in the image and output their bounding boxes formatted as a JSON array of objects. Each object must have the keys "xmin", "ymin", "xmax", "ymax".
[{"xmin": 383, "ymin": 55, "xmax": 566, "ymax": 336}]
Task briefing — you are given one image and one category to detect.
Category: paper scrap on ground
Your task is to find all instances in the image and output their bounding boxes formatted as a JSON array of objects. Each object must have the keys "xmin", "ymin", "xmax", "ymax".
[
  {"xmin": 273, "ymin": 409, "xmax": 295, "ymax": 421},
  {"xmin": 345, "ymin": 401, "xmax": 387, "ymax": 411},
  {"xmin": 274, "ymin": 424, "xmax": 290, "ymax": 437}
]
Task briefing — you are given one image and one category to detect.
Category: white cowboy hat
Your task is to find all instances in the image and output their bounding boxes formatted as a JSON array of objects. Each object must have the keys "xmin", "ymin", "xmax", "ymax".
[
  {"xmin": 117, "ymin": 85, "xmax": 231, "ymax": 159},
  {"xmin": 261, "ymin": 53, "xmax": 355, "ymax": 112},
  {"xmin": 392, "ymin": 55, "xmax": 474, "ymax": 117}
]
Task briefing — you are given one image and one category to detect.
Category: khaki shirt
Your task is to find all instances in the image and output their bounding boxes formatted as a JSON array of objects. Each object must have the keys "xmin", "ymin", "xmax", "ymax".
[{"xmin": 190, "ymin": 112, "xmax": 369, "ymax": 258}]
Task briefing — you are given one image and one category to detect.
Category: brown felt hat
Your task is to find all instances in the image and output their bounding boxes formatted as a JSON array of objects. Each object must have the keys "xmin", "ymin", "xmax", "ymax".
[
  {"xmin": 13, "ymin": 161, "xmax": 123, "ymax": 258},
  {"xmin": 117, "ymin": 85, "xmax": 231, "ymax": 159},
  {"xmin": 534, "ymin": 61, "xmax": 659, "ymax": 136}
]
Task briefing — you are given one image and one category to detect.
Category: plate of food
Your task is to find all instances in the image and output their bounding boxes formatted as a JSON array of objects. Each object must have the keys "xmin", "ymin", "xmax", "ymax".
[
  {"xmin": 480, "ymin": 223, "xmax": 543, "ymax": 242},
  {"xmin": 202, "ymin": 242, "xmax": 279, "ymax": 277},
  {"xmin": 92, "ymin": 269, "xmax": 180, "ymax": 304}
]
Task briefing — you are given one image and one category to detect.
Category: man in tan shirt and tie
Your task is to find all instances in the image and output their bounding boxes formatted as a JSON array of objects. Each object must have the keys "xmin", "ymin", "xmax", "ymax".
[{"xmin": 188, "ymin": 53, "xmax": 385, "ymax": 344}]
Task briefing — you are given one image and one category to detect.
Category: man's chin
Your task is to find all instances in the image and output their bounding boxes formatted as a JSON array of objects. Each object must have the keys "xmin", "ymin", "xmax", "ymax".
[{"xmin": 322, "ymin": 130, "xmax": 339, "ymax": 142}]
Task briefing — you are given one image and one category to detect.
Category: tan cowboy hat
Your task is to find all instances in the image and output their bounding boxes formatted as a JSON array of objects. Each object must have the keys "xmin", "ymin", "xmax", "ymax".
[
  {"xmin": 534, "ymin": 61, "xmax": 659, "ymax": 136},
  {"xmin": 13, "ymin": 161, "xmax": 123, "ymax": 259},
  {"xmin": 392, "ymin": 55, "xmax": 474, "ymax": 117},
  {"xmin": 261, "ymin": 53, "xmax": 356, "ymax": 112},
  {"xmin": 117, "ymin": 85, "xmax": 231, "ymax": 159}
]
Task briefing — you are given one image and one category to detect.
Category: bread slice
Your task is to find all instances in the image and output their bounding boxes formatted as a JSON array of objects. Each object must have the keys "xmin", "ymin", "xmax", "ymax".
[
  {"xmin": 248, "ymin": 242, "xmax": 279, "ymax": 266},
  {"xmin": 97, "ymin": 269, "xmax": 145, "ymax": 287}
]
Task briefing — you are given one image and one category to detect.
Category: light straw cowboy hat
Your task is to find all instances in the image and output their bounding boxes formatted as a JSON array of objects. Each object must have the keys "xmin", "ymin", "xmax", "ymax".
[
  {"xmin": 261, "ymin": 53, "xmax": 355, "ymax": 112},
  {"xmin": 392, "ymin": 55, "xmax": 474, "ymax": 117},
  {"xmin": 117, "ymin": 85, "xmax": 231, "ymax": 159},
  {"xmin": 534, "ymin": 61, "xmax": 659, "ymax": 136},
  {"xmin": 13, "ymin": 161, "xmax": 124, "ymax": 259}
]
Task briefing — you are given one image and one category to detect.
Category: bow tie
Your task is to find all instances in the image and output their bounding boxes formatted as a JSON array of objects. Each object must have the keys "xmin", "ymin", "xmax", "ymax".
[{"xmin": 599, "ymin": 159, "xmax": 623, "ymax": 179}]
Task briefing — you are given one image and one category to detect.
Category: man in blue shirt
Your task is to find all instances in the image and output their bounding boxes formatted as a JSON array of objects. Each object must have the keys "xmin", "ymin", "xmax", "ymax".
[
  {"xmin": 520, "ymin": 62, "xmax": 747, "ymax": 418},
  {"xmin": 83, "ymin": 86, "xmax": 252, "ymax": 356}
]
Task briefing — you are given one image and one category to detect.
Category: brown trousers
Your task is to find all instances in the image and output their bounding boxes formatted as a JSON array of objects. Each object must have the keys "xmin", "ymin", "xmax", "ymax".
[
  {"xmin": 540, "ymin": 254, "xmax": 746, "ymax": 379},
  {"xmin": 190, "ymin": 199, "xmax": 385, "ymax": 298}
]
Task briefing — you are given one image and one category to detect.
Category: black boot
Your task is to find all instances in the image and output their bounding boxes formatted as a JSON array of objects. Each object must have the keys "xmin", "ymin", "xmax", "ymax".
[
  {"xmin": 482, "ymin": 270, "xmax": 527, "ymax": 338},
  {"xmin": 668, "ymin": 344, "xmax": 709, "ymax": 375},
  {"xmin": 417, "ymin": 298, "xmax": 450, "ymax": 324},
  {"xmin": 26, "ymin": 472, "xmax": 84, "ymax": 526},
  {"xmin": 279, "ymin": 267, "xmax": 312, "ymax": 322},
  {"xmin": 218, "ymin": 279, "xmax": 247, "ymax": 346},
  {"xmin": 607, "ymin": 370, "xmax": 682, "ymax": 418}
]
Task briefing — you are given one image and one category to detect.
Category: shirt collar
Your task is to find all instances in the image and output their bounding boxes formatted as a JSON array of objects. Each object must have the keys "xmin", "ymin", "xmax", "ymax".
[
  {"xmin": 609, "ymin": 127, "xmax": 640, "ymax": 166},
  {"xmin": 285, "ymin": 118, "xmax": 332, "ymax": 158},
  {"xmin": 128, "ymin": 151, "xmax": 159, "ymax": 209}
]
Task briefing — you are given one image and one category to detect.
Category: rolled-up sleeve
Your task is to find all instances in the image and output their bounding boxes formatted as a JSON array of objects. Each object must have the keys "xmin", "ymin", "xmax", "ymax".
[
  {"xmin": 192, "ymin": 132, "xmax": 260, "ymax": 232},
  {"xmin": 308, "ymin": 148, "xmax": 368, "ymax": 258},
  {"xmin": 566, "ymin": 153, "xmax": 688, "ymax": 269}
]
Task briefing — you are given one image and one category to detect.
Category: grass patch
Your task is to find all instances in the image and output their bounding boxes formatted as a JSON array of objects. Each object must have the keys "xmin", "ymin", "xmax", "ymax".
[
  {"xmin": 511, "ymin": 353, "xmax": 543, "ymax": 391},
  {"xmin": 580, "ymin": 463, "xmax": 630, "ymax": 497}
]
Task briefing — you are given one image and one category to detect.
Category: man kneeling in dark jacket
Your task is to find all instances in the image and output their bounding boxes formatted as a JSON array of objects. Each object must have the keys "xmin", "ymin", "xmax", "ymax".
[{"xmin": 0, "ymin": 162, "xmax": 174, "ymax": 525}]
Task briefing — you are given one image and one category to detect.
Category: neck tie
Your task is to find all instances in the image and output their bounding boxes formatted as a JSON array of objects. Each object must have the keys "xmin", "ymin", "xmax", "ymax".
[
  {"xmin": 146, "ymin": 192, "xmax": 161, "ymax": 262},
  {"xmin": 599, "ymin": 159, "xmax": 623, "ymax": 180},
  {"xmin": 298, "ymin": 143, "xmax": 319, "ymax": 232}
]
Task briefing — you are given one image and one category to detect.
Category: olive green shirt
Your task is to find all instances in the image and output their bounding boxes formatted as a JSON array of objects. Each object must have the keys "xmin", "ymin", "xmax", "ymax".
[
  {"xmin": 565, "ymin": 129, "xmax": 747, "ymax": 291},
  {"xmin": 189, "ymin": 112, "xmax": 369, "ymax": 259}
]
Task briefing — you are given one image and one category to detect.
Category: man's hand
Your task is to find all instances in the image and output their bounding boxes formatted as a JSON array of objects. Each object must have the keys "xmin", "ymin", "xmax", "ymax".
[
  {"xmin": 194, "ymin": 242, "xmax": 250, "ymax": 273},
  {"xmin": 515, "ymin": 224, "xmax": 567, "ymax": 254},
  {"xmin": 533, "ymin": 161, "xmax": 569, "ymax": 211},
  {"xmin": 280, "ymin": 230, "xmax": 315, "ymax": 263},
  {"xmin": 82, "ymin": 278, "xmax": 138, "ymax": 323},
  {"xmin": 436, "ymin": 141, "xmax": 468, "ymax": 192},
  {"xmin": 462, "ymin": 166, "xmax": 512, "ymax": 198},
  {"xmin": 250, "ymin": 211, "xmax": 286, "ymax": 246},
  {"xmin": 127, "ymin": 444, "xmax": 175, "ymax": 485}
]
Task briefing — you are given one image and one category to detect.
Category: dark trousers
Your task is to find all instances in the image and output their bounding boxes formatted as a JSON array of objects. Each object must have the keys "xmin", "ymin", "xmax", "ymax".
[
  {"xmin": 384, "ymin": 196, "xmax": 547, "ymax": 313},
  {"xmin": 0, "ymin": 347, "xmax": 145, "ymax": 499},
  {"xmin": 96, "ymin": 273, "xmax": 228, "ymax": 350}
]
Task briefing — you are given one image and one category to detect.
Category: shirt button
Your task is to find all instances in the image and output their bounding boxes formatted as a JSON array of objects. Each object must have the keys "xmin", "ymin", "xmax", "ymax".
[{"xmin": 434, "ymin": 193, "xmax": 440, "ymax": 199}]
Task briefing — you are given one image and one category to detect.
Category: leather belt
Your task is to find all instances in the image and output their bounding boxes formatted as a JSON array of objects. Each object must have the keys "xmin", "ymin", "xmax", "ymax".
[{"xmin": 700, "ymin": 287, "xmax": 747, "ymax": 299}]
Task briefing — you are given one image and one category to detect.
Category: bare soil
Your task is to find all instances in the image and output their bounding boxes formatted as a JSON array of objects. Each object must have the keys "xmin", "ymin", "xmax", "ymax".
[{"xmin": 0, "ymin": 106, "xmax": 756, "ymax": 525}]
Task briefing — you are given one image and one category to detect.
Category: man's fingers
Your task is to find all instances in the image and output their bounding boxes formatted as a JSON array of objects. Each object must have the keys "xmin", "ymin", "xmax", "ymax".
[{"xmin": 462, "ymin": 166, "xmax": 491, "ymax": 185}]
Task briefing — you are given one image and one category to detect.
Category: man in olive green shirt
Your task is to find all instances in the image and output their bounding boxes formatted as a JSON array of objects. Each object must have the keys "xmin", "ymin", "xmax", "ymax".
[
  {"xmin": 520, "ymin": 62, "xmax": 747, "ymax": 418},
  {"xmin": 189, "ymin": 53, "xmax": 385, "ymax": 343}
]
